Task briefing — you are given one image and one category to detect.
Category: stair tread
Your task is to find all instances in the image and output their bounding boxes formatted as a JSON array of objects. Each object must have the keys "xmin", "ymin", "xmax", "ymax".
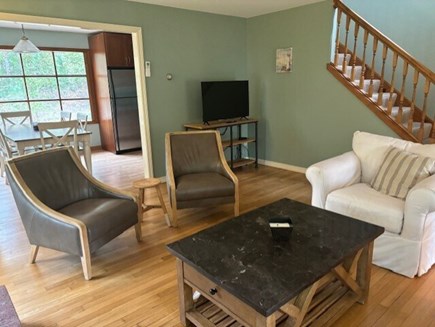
[
  {"xmin": 381, "ymin": 106, "xmax": 411, "ymax": 113},
  {"xmin": 402, "ymin": 122, "xmax": 432, "ymax": 139}
]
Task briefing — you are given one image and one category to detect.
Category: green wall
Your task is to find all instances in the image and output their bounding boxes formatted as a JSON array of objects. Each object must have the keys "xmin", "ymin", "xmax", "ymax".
[
  {"xmin": 344, "ymin": 0, "xmax": 435, "ymax": 71},
  {"xmin": 247, "ymin": 1, "xmax": 395, "ymax": 167},
  {"xmin": 2, "ymin": 0, "xmax": 420, "ymax": 174},
  {"xmin": 0, "ymin": 0, "xmax": 247, "ymax": 176}
]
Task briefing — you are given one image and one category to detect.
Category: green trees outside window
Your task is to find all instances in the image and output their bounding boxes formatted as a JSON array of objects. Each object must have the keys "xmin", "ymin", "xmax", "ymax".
[{"xmin": 0, "ymin": 49, "xmax": 92, "ymax": 122}]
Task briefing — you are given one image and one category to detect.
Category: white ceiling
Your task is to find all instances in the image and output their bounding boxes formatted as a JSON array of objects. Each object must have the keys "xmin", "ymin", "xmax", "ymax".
[{"xmin": 127, "ymin": 0, "xmax": 326, "ymax": 18}]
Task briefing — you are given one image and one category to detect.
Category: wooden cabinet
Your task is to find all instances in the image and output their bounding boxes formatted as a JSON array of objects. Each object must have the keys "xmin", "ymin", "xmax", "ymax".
[
  {"xmin": 184, "ymin": 118, "xmax": 258, "ymax": 169},
  {"xmin": 89, "ymin": 32, "xmax": 136, "ymax": 153},
  {"xmin": 89, "ymin": 32, "xmax": 134, "ymax": 68},
  {"xmin": 104, "ymin": 33, "xmax": 134, "ymax": 68}
]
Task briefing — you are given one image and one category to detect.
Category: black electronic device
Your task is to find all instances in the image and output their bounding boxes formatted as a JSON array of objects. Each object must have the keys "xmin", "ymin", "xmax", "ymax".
[
  {"xmin": 269, "ymin": 217, "xmax": 293, "ymax": 241},
  {"xmin": 201, "ymin": 80, "xmax": 249, "ymax": 123}
]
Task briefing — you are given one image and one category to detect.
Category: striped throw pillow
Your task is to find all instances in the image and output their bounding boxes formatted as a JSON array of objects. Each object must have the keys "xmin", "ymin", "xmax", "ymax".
[{"xmin": 371, "ymin": 147, "xmax": 435, "ymax": 199}]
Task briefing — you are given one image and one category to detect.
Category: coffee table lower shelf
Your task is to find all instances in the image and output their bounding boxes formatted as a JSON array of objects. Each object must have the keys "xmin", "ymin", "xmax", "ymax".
[{"xmin": 188, "ymin": 278, "xmax": 359, "ymax": 327}]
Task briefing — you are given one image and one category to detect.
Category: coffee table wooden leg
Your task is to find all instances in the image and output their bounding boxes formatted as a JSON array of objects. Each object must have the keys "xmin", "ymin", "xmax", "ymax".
[
  {"xmin": 356, "ymin": 242, "xmax": 374, "ymax": 304},
  {"xmin": 255, "ymin": 314, "xmax": 276, "ymax": 327},
  {"xmin": 176, "ymin": 259, "xmax": 194, "ymax": 326},
  {"xmin": 330, "ymin": 242, "xmax": 373, "ymax": 306},
  {"xmin": 280, "ymin": 280, "xmax": 320, "ymax": 327}
]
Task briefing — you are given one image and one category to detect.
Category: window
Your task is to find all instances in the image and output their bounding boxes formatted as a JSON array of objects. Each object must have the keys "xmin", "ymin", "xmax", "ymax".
[{"xmin": 0, "ymin": 49, "xmax": 95, "ymax": 122}]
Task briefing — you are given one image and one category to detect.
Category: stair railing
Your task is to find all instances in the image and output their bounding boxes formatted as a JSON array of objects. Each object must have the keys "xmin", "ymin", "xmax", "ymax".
[{"xmin": 332, "ymin": 0, "xmax": 435, "ymax": 142}]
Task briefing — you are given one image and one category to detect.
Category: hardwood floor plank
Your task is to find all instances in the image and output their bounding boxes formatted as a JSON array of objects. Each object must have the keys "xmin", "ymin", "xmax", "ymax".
[{"xmin": 0, "ymin": 149, "xmax": 433, "ymax": 326}]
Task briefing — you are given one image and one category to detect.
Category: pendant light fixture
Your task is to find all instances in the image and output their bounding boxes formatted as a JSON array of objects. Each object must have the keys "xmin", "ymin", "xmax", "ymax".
[{"xmin": 13, "ymin": 24, "xmax": 40, "ymax": 53}]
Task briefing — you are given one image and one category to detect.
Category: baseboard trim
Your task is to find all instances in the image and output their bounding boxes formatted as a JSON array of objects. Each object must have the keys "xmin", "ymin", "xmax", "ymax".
[{"xmin": 258, "ymin": 159, "xmax": 307, "ymax": 174}]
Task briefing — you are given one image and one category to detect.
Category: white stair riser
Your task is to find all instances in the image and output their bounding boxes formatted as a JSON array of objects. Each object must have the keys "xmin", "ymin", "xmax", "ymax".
[
  {"xmin": 404, "ymin": 122, "xmax": 432, "ymax": 139},
  {"xmin": 336, "ymin": 53, "xmax": 351, "ymax": 66},
  {"xmin": 337, "ymin": 65, "xmax": 362, "ymax": 81},
  {"xmin": 371, "ymin": 92, "xmax": 397, "ymax": 107},
  {"xmin": 381, "ymin": 106, "xmax": 411, "ymax": 124},
  {"xmin": 361, "ymin": 79, "xmax": 380, "ymax": 93}
]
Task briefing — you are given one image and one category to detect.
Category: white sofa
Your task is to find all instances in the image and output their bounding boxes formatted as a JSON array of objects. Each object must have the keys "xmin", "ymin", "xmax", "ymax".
[{"xmin": 306, "ymin": 131, "xmax": 435, "ymax": 277}]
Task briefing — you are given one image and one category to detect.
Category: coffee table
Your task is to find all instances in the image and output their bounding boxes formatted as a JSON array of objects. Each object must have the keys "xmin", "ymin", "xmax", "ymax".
[{"xmin": 166, "ymin": 198, "xmax": 384, "ymax": 327}]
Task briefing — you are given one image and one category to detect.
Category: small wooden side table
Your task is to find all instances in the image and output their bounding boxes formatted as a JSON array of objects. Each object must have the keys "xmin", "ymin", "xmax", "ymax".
[{"xmin": 133, "ymin": 178, "xmax": 172, "ymax": 227}]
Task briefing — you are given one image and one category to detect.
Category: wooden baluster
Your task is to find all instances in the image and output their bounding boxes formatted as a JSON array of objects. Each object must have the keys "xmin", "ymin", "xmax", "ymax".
[
  {"xmin": 395, "ymin": 60, "xmax": 408, "ymax": 122},
  {"xmin": 407, "ymin": 69, "xmax": 419, "ymax": 133},
  {"xmin": 350, "ymin": 22, "xmax": 360, "ymax": 81},
  {"xmin": 359, "ymin": 30, "xmax": 369, "ymax": 89},
  {"xmin": 334, "ymin": 9, "xmax": 343, "ymax": 67},
  {"xmin": 342, "ymin": 15, "xmax": 352, "ymax": 73},
  {"xmin": 387, "ymin": 52, "xmax": 399, "ymax": 115},
  {"xmin": 417, "ymin": 79, "xmax": 431, "ymax": 142},
  {"xmin": 376, "ymin": 44, "xmax": 389, "ymax": 106},
  {"xmin": 368, "ymin": 37, "xmax": 378, "ymax": 97}
]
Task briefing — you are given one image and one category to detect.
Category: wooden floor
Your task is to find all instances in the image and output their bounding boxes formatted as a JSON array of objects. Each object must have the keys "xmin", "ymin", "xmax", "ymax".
[{"xmin": 0, "ymin": 150, "xmax": 434, "ymax": 327}]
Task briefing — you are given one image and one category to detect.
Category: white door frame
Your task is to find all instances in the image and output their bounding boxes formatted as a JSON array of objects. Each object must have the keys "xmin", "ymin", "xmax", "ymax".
[{"xmin": 0, "ymin": 12, "xmax": 154, "ymax": 178}]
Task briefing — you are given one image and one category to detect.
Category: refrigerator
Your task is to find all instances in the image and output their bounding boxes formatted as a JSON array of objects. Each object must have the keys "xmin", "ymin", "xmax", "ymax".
[{"xmin": 108, "ymin": 68, "xmax": 142, "ymax": 153}]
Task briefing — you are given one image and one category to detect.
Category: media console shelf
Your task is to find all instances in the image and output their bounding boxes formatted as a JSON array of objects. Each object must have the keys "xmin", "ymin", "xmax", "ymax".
[{"xmin": 184, "ymin": 118, "xmax": 258, "ymax": 169}]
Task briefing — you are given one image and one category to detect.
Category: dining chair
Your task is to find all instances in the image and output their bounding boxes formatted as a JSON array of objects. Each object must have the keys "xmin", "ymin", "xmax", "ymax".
[
  {"xmin": 0, "ymin": 128, "xmax": 17, "ymax": 184},
  {"xmin": 60, "ymin": 111, "xmax": 72, "ymax": 121},
  {"xmin": 76, "ymin": 113, "xmax": 88, "ymax": 131},
  {"xmin": 38, "ymin": 120, "xmax": 78, "ymax": 154},
  {"xmin": 1, "ymin": 111, "xmax": 33, "ymax": 128}
]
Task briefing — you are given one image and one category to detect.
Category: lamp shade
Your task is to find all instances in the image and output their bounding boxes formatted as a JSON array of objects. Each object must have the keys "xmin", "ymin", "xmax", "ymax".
[
  {"xmin": 13, "ymin": 36, "xmax": 40, "ymax": 53},
  {"xmin": 13, "ymin": 25, "xmax": 40, "ymax": 54}
]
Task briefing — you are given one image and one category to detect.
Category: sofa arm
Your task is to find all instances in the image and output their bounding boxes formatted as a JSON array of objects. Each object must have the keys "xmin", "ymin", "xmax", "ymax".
[
  {"xmin": 306, "ymin": 151, "xmax": 361, "ymax": 208},
  {"xmin": 403, "ymin": 174, "xmax": 435, "ymax": 240}
]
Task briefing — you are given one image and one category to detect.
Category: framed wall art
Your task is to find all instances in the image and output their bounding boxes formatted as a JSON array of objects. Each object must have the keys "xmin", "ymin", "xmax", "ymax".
[{"xmin": 276, "ymin": 47, "xmax": 293, "ymax": 73}]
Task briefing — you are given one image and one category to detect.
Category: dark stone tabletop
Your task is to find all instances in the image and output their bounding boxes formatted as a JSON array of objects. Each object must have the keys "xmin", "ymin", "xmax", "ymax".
[{"xmin": 166, "ymin": 198, "xmax": 384, "ymax": 316}]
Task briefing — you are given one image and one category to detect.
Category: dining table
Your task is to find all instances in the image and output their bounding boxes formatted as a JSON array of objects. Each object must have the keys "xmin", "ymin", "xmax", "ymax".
[{"xmin": 2, "ymin": 124, "xmax": 93, "ymax": 174}]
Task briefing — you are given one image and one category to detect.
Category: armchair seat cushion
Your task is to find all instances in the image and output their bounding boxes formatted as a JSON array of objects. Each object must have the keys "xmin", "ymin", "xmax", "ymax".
[
  {"xmin": 326, "ymin": 183, "xmax": 404, "ymax": 234},
  {"xmin": 59, "ymin": 198, "xmax": 137, "ymax": 252},
  {"xmin": 175, "ymin": 172, "xmax": 234, "ymax": 201}
]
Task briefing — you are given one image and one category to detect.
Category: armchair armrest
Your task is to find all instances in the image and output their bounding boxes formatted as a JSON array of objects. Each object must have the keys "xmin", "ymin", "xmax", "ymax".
[
  {"xmin": 306, "ymin": 151, "xmax": 361, "ymax": 208},
  {"xmin": 403, "ymin": 174, "xmax": 435, "ymax": 240}
]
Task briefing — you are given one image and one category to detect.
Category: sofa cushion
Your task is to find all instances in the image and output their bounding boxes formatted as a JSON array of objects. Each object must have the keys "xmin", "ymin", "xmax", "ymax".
[
  {"xmin": 326, "ymin": 183, "xmax": 404, "ymax": 234},
  {"xmin": 371, "ymin": 147, "xmax": 435, "ymax": 199},
  {"xmin": 175, "ymin": 172, "xmax": 234, "ymax": 201},
  {"xmin": 352, "ymin": 131, "xmax": 435, "ymax": 184},
  {"xmin": 352, "ymin": 131, "xmax": 409, "ymax": 183}
]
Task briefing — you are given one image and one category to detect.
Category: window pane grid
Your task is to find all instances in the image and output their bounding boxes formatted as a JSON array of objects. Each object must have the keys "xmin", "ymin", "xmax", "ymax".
[{"xmin": 0, "ymin": 49, "xmax": 92, "ymax": 122}]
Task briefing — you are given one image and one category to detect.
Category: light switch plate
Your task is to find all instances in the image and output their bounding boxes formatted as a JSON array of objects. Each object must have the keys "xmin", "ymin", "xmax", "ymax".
[{"xmin": 145, "ymin": 61, "xmax": 151, "ymax": 77}]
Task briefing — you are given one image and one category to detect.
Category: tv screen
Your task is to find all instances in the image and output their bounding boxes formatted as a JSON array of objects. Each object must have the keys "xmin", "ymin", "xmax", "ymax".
[{"xmin": 201, "ymin": 80, "xmax": 249, "ymax": 123}]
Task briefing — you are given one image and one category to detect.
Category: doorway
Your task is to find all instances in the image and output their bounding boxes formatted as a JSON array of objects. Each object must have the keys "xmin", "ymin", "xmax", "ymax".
[{"xmin": 0, "ymin": 12, "xmax": 153, "ymax": 178}]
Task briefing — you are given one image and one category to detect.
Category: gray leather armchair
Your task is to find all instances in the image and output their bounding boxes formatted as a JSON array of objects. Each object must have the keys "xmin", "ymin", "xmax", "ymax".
[
  {"xmin": 6, "ymin": 147, "xmax": 142, "ymax": 280},
  {"xmin": 165, "ymin": 130, "xmax": 239, "ymax": 226}
]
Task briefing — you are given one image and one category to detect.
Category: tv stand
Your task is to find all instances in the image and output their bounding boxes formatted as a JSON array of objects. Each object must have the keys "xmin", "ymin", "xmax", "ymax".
[{"xmin": 184, "ymin": 118, "xmax": 258, "ymax": 169}]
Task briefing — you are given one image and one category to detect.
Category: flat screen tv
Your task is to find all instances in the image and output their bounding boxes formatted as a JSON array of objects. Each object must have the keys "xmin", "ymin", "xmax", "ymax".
[{"xmin": 201, "ymin": 80, "xmax": 249, "ymax": 123}]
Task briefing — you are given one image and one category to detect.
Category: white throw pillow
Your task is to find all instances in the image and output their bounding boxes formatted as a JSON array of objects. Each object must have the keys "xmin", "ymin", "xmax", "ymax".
[{"xmin": 371, "ymin": 146, "xmax": 435, "ymax": 199}]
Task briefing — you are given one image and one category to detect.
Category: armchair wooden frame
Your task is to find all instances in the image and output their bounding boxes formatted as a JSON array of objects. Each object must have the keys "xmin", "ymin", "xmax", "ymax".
[
  {"xmin": 6, "ymin": 147, "xmax": 142, "ymax": 280},
  {"xmin": 165, "ymin": 130, "xmax": 239, "ymax": 227}
]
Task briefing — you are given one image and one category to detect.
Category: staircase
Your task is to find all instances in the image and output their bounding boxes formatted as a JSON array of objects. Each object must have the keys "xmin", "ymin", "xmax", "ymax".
[{"xmin": 328, "ymin": 0, "xmax": 435, "ymax": 143}]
